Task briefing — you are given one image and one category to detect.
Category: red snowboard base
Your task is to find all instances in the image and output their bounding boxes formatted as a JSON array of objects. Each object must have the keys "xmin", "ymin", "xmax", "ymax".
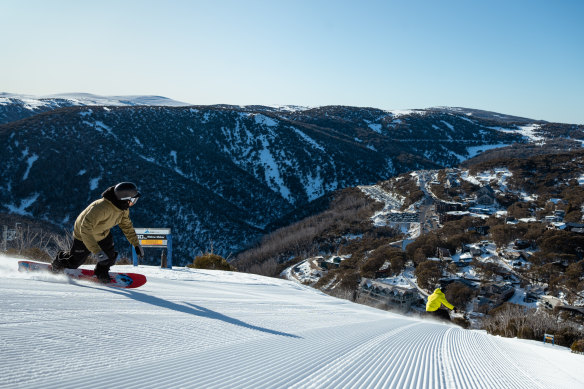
[{"xmin": 18, "ymin": 260, "xmax": 147, "ymax": 289}]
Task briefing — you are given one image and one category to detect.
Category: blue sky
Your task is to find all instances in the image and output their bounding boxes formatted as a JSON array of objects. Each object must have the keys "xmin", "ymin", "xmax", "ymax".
[{"xmin": 2, "ymin": 0, "xmax": 583, "ymax": 123}]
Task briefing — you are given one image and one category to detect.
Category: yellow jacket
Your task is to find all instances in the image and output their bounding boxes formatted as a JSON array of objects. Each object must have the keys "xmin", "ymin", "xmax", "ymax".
[{"xmin": 426, "ymin": 288, "xmax": 454, "ymax": 311}]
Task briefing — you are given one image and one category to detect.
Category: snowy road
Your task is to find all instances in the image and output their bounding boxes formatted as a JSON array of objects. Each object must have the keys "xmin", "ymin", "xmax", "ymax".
[{"xmin": 1, "ymin": 255, "xmax": 582, "ymax": 389}]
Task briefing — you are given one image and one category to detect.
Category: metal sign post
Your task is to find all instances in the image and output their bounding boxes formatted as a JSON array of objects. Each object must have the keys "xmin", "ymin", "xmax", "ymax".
[
  {"xmin": 133, "ymin": 228, "xmax": 172, "ymax": 269},
  {"xmin": 543, "ymin": 333, "xmax": 555, "ymax": 345}
]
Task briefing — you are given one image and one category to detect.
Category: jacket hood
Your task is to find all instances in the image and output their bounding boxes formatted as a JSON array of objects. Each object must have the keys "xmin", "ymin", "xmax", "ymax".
[
  {"xmin": 102, "ymin": 186, "xmax": 130, "ymax": 211},
  {"xmin": 434, "ymin": 288, "xmax": 443, "ymax": 295}
]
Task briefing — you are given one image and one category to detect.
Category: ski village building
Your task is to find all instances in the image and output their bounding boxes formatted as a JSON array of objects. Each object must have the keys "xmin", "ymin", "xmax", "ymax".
[{"xmin": 358, "ymin": 278, "xmax": 419, "ymax": 311}]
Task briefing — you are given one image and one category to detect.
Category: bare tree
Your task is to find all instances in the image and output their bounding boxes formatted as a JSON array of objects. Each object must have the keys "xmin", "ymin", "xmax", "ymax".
[
  {"xmin": 12, "ymin": 225, "xmax": 52, "ymax": 255},
  {"xmin": 49, "ymin": 230, "xmax": 74, "ymax": 257}
]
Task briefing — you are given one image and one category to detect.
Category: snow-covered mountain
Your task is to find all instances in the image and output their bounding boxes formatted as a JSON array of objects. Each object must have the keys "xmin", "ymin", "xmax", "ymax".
[
  {"xmin": 1, "ymin": 255, "xmax": 581, "ymax": 389},
  {"xmin": 1, "ymin": 92, "xmax": 191, "ymax": 107},
  {"xmin": 40, "ymin": 93, "xmax": 192, "ymax": 106},
  {"xmin": 1, "ymin": 96, "xmax": 582, "ymax": 263},
  {"xmin": 0, "ymin": 93, "xmax": 191, "ymax": 124}
]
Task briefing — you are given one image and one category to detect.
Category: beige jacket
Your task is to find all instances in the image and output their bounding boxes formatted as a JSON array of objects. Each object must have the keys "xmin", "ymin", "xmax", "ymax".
[{"xmin": 73, "ymin": 197, "xmax": 139, "ymax": 253}]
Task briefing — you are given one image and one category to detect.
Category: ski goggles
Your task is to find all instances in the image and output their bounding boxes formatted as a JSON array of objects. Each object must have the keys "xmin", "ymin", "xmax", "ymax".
[{"xmin": 121, "ymin": 193, "xmax": 141, "ymax": 205}]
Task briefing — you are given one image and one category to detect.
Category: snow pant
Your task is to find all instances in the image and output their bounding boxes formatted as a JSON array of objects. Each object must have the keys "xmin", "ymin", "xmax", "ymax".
[
  {"xmin": 427, "ymin": 308, "xmax": 451, "ymax": 322},
  {"xmin": 53, "ymin": 233, "xmax": 116, "ymax": 270}
]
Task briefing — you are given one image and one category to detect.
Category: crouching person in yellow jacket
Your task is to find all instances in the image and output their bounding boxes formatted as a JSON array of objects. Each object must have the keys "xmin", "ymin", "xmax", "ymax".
[
  {"xmin": 426, "ymin": 288, "xmax": 455, "ymax": 322},
  {"xmin": 51, "ymin": 182, "xmax": 145, "ymax": 283}
]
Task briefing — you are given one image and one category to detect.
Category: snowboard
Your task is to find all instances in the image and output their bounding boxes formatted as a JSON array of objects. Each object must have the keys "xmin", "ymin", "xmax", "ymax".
[{"xmin": 17, "ymin": 260, "xmax": 147, "ymax": 289}]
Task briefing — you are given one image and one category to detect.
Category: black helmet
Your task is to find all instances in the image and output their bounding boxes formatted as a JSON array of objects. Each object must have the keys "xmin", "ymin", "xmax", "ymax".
[{"xmin": 114, "ymin": 182, "xmax": 141, "ymax": 204}]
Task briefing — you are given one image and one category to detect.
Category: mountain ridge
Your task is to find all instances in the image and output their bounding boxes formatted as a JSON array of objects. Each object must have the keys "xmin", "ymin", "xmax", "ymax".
[{"xmin": 1, "ymin": 95, "xmax": 582, "ymax": 264}]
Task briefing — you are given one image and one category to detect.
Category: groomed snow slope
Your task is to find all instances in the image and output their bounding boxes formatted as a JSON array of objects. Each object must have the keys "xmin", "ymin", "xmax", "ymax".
[{"xmin": 1, "ymin": 255, "xmax": 582, "ymax": 389}]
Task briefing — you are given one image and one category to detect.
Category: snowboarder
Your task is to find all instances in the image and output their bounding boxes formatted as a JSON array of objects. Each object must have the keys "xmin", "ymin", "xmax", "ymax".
[
  {"xmin": 51, "ymin": 182, "xmax": 145, "ymax": 283},
  {"xmin": 425, "ymin": 288, "xmax": 456, "ymax": 321}
]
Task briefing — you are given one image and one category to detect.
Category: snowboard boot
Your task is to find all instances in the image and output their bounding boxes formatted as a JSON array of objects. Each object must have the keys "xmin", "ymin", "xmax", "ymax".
[
  {"xmin": 51, "ymin": 251, "xmax": 71, "ymax": 274},
  {"xmin": 94, "ymin": 262, "xmax": 111, "ymax": 284}
]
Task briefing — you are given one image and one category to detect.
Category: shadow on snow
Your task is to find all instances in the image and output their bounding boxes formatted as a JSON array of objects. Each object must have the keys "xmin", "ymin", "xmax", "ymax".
[{"xmin": 98, "ymin": 286, "xmax": 302, "ymax": 339}]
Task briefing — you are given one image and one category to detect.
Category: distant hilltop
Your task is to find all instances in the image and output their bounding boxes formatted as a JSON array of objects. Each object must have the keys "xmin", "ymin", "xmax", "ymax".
[{"xmin": 0, "ymin": 92, "xmax": 192, "ymax": 107}]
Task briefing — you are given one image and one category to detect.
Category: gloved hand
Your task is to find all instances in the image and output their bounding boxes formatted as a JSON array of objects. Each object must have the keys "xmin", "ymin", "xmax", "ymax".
[
  {"xmin": 453, "ymin": 307, "xmax": 458, "ymax": 313},
  {"xmin": 96, "ymin": 250, "xmax": 117, "ymax": 266},
  {"xmin": 135, "ymin": 244, "xmax": 145, "ymax": 258}
]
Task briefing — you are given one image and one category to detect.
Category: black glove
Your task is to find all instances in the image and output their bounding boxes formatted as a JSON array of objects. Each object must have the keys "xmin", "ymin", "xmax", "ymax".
[
  {"xmin": 453, "ymin": 307, "xmax": 458, "ymax": 313},
  {"xmin": 135, "ymin": 244, "xmax": 145, "ymax": 258},
  {"xmin": 96, "ymin": 250, "xmax": 117, "ymax": 266}
]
